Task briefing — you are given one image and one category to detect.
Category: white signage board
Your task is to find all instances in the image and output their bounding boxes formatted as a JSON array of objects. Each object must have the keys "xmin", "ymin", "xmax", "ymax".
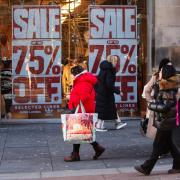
[
  {"xmin": 12, "ymin": 6, "xmax": 62, "ymax": 114},
  {"xmin": 89, "ymin": 6, "xmax": 137, "ymax": 110}
]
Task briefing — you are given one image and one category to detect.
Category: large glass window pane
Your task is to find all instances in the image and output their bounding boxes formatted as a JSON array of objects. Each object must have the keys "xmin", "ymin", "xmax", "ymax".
[{"xmin": 154, "ymin": 0, "xmax": 180, "ymax": 71}]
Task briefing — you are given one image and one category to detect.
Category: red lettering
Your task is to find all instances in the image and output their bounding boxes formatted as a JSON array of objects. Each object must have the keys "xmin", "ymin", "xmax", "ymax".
[
  {"xmin": 13, "ymin": 46, "xmax": 28, "ymax": 74},
  {"xmin": 116, "ymin": 76, "xmax": 136, "ymax": 101},
  {"xmin": 31, "ymin": 77, "xmax": 44, "ymax": 103},
  {"xmin": 90, "ymin": 45, "xmax": 104, "ymax": 74},
  {"xmin": 29, "ymin": 46, "xmax": 44, "ymax": 74},
  {"xmin": 13, "ymin": 76, "xmax": 60, "ymax": 104},
  {"xmin": 13, "ymin": 77, "xmax": 30, "ymax": 103},
  {"xmin": 122, "ymin": 45, "xmax": 135, "ymax": 73},
  {"xmin": 46, "ymin": 77, "xmax": 60, "ymax": 102}
]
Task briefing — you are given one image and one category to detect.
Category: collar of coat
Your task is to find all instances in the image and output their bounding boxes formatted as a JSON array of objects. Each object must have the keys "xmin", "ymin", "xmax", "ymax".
[
  {"xmin": 159, "ymin": 75, "xmax": 180, "ymax": 90},
  {"xmin": 74, "ymin": 70, "xmax": 88, "ymax": 79}
]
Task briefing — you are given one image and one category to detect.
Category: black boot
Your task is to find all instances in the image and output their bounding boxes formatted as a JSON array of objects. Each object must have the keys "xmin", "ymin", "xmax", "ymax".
[
  {"xmin": 93, "ymin": 144, "xmax": 105, "ymax": 160},
  {"xmin": 134, "ymin": 165, "xmax": 150, "ymax": 175},
  {"xmin": 168, "ymin": 169, "xmax": 180, "ymax": 174},
  {"xmin": 64, "ymin": 152, "xmax": 80, "ymax": 162}
]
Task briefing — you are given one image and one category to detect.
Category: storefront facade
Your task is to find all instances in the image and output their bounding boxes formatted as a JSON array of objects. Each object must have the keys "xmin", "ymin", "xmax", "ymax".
[
  {"xmin": 0, "ymin": 0, "xmax": 179, "ymax": 122},
  {"xmin": 147, "ymin": 0, "xmax": 180, "ymax": 76}
]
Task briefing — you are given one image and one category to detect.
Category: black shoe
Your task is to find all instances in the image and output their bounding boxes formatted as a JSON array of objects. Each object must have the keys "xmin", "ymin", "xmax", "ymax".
[
  {"xmin": 168, "ymin": 169, "xmax": 180, "ymax": 174},
  {"xmin": 134, "ymin": 165, "xmax": 150, "ymax": 176},
  {"xmin": 64, "ymin": 152, "xmax": 80, "ymax": 162},
  {"xmin": 93, "ymin": 145, "xmax": 105, "ymax": 160}
]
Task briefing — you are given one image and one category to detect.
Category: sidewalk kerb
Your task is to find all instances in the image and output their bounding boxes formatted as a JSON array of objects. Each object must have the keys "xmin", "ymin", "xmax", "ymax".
[
  {"xmin": 0, "ymin": 165, "xmax": 173, "ymax": 180},
  {"xmin": 118, "ymin": 166, "xmax": 136, "ymax": 173},
  {"xmin": 118, "ymin": 164, "xmax": 171, "ymax": 173},
  {"xmin": 0, "ymin": 172, "xmax": 40, "ymax": 180},
  {"xmin": 0, "ymin": 117, "xmax": 140, "ymax": 124},
  {"xmin": 41, "ymin": 168, "xmax": 119, "ymax": 178}
]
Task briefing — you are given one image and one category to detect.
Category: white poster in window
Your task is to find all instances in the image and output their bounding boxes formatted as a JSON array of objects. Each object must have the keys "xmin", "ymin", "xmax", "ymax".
[
  {"xmin": 12, "ymin": 6, "xmax": 62, "ymax": 115},
  {"xmin": 89, "ymin": 6, "xmax": 137, "ymax": 110}
]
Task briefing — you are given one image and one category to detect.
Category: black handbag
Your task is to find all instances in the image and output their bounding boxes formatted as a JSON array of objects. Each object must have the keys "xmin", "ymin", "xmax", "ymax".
[
  {"xmin": 152, "ymin": 81, "xmax": 159, "ymax": 99},
  {"xmin": 148, "ymin": 102, "xmax": 168, "ymax": 113},
  {"xmin": 140, "ymin": 117, "xmax": 149, "ymax": 135}
]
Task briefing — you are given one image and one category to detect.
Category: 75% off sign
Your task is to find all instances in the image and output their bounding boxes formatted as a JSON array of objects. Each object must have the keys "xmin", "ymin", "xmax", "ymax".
[
  {"xmin": 89, "ymin": 6, "xmax": 137, "ymax": 110},
  {"xmin": 12, "ymin": 6, "xmax": 62, "ymax": 114}
]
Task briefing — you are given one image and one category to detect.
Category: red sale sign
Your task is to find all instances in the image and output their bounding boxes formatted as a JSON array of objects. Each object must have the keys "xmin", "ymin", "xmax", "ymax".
[
  {"xmin": 12, "ymin": 6, "xmax": 62, "ymax": 115},
  {"xmin": 89, "ymin": 6, "xmax": 137, "ymax": 110}
]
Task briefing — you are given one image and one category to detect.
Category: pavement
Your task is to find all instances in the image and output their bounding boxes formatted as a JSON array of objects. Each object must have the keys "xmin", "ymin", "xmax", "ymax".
[{"xmin": 0, "ymin": 119, "xmax": 179, "ymax": 180}]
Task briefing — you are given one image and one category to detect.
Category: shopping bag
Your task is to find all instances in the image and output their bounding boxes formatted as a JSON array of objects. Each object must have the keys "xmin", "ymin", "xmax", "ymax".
[
  {"xmin": 61, "ymin": 101, "xmax": 97, "ymax": 143},
  {"xmin": 176, "ymin": 99, "xmax": 179, "ymax": 126}
]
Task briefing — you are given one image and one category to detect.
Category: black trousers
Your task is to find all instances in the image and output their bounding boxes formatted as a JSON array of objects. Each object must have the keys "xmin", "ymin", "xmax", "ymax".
[
  {"xmin": 142, "ymin": 129, "xmax": 180, "ymax": 173},
  {"xmin": 73, "ymin": 141, "xmax": 98, "ymax": 152}
]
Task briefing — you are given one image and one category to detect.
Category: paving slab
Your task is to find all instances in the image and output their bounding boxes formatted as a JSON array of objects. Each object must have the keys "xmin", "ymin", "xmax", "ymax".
[
  {"xmin": 0, "ymin": 133, "xmax": 6, "ymax": 148},
  {"xmin": 0, "ymin": 158, "xmax": 52, "ymax": 173},
  {"xmin": 48, "ymin": 143, "xmax": 78, "ymax": 157},
  {"xmin": 43, "ymin": 124, "xmax": 60, "ymax": 132},
  {"xmin": 0, "ymin": 149, "xmax": 3, "ymax": 162},
  {"xmin": 0, "ymin": 120, "xmax": 176, "ymax": 176},
  {"xmin": 8, "ymin": 124, "xmax": 44, "ymax": 131},
  {"xmin": 46, "ymin": 135, "xmax": 63, "ymax": 146},
  {"xmin": 51, "ymin": 156, "xmax": 107, "ymax": 171},
  {"xmin": 0, "ymin": 126, "xmax": 8, "ymax": 133},
  {"xmin": 2, "ymin": 147, "xmax": 50, "ymax": 160},
  {"xmin": 5, "ymin": 133, "xmax": 48, "ymax": 148}
]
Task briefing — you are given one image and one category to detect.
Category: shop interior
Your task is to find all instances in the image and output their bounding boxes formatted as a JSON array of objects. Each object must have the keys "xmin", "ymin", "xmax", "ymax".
[{"xmin": 0, "ymin": 0, "xmax": 147, "ymax": 120}]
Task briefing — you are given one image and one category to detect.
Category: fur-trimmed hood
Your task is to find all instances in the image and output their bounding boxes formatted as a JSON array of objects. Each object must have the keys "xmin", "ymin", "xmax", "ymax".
[{"xmin": 159, "ymin": 75, "xmax": 180, "ymax": 90}]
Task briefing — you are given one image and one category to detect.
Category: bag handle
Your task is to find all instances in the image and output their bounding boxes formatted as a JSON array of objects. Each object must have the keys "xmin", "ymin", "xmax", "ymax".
[{"xmin": 75, "ymin": 100, "xmax": 86, "ymax": 114}]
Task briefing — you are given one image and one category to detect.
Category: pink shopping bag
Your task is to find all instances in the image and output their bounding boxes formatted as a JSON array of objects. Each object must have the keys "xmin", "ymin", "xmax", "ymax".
[{"xmin": 176, "ymin": 99, "xmax": 179, "ymax": 126}]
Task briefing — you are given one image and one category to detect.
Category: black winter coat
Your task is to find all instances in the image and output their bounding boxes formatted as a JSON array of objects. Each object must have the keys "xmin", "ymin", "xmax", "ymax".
[
  {"xmin": 95, "ymin": 61, "xmax": 120, "ymax": 120},
  {"xmin": 148, "ymin": 76, "xmax": 179, "ymax": 130}
]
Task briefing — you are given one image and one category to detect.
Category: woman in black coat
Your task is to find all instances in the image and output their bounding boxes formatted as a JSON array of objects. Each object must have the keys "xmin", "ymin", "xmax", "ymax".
[
  {"xmin": 134, "ymin": 64, "xmax": 180, "ymax": 175},
  {"xmin": 95, "ymin": 55, "xmax": 126, "ymax": 131}
]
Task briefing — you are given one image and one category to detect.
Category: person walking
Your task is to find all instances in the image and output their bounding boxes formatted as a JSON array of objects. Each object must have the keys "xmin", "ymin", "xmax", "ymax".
[
  {"xmin": 95, "ymin": 55, "xmax": 127, "ymax": 132},
  {"xmin": 134, "ymin": 64, "xmax": 180, "ymax": 175},
  {"xmin": 64, "ymin": 65, "xmax": 105, "ymax": 162},
  {"xmin": 141, "ymin": 58, "xmax": 171, "ymax": 138}
]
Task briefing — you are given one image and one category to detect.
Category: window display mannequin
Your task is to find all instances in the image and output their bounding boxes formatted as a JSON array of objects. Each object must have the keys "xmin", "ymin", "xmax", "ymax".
[
  {"xmin": 78, "ymin": 55, "xmax": 87, "ymax": 70},
  {"xmin": 0, "ymin": 64, "xmax": 6, "ymax": 118},
  {"xmin": 0, "ymin": 34, "xmax": 11, "ymax": 60},
  {"xmin": 62, "ymin": 57, "xmax": 87, "ymax": 98},
  {"xmin": 62, "ymin": 58, "xmax": 77, "ymax": 98},
  {"xmin": 0, "ymin": 34, "xmax": 12, "ymax": 119}
]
